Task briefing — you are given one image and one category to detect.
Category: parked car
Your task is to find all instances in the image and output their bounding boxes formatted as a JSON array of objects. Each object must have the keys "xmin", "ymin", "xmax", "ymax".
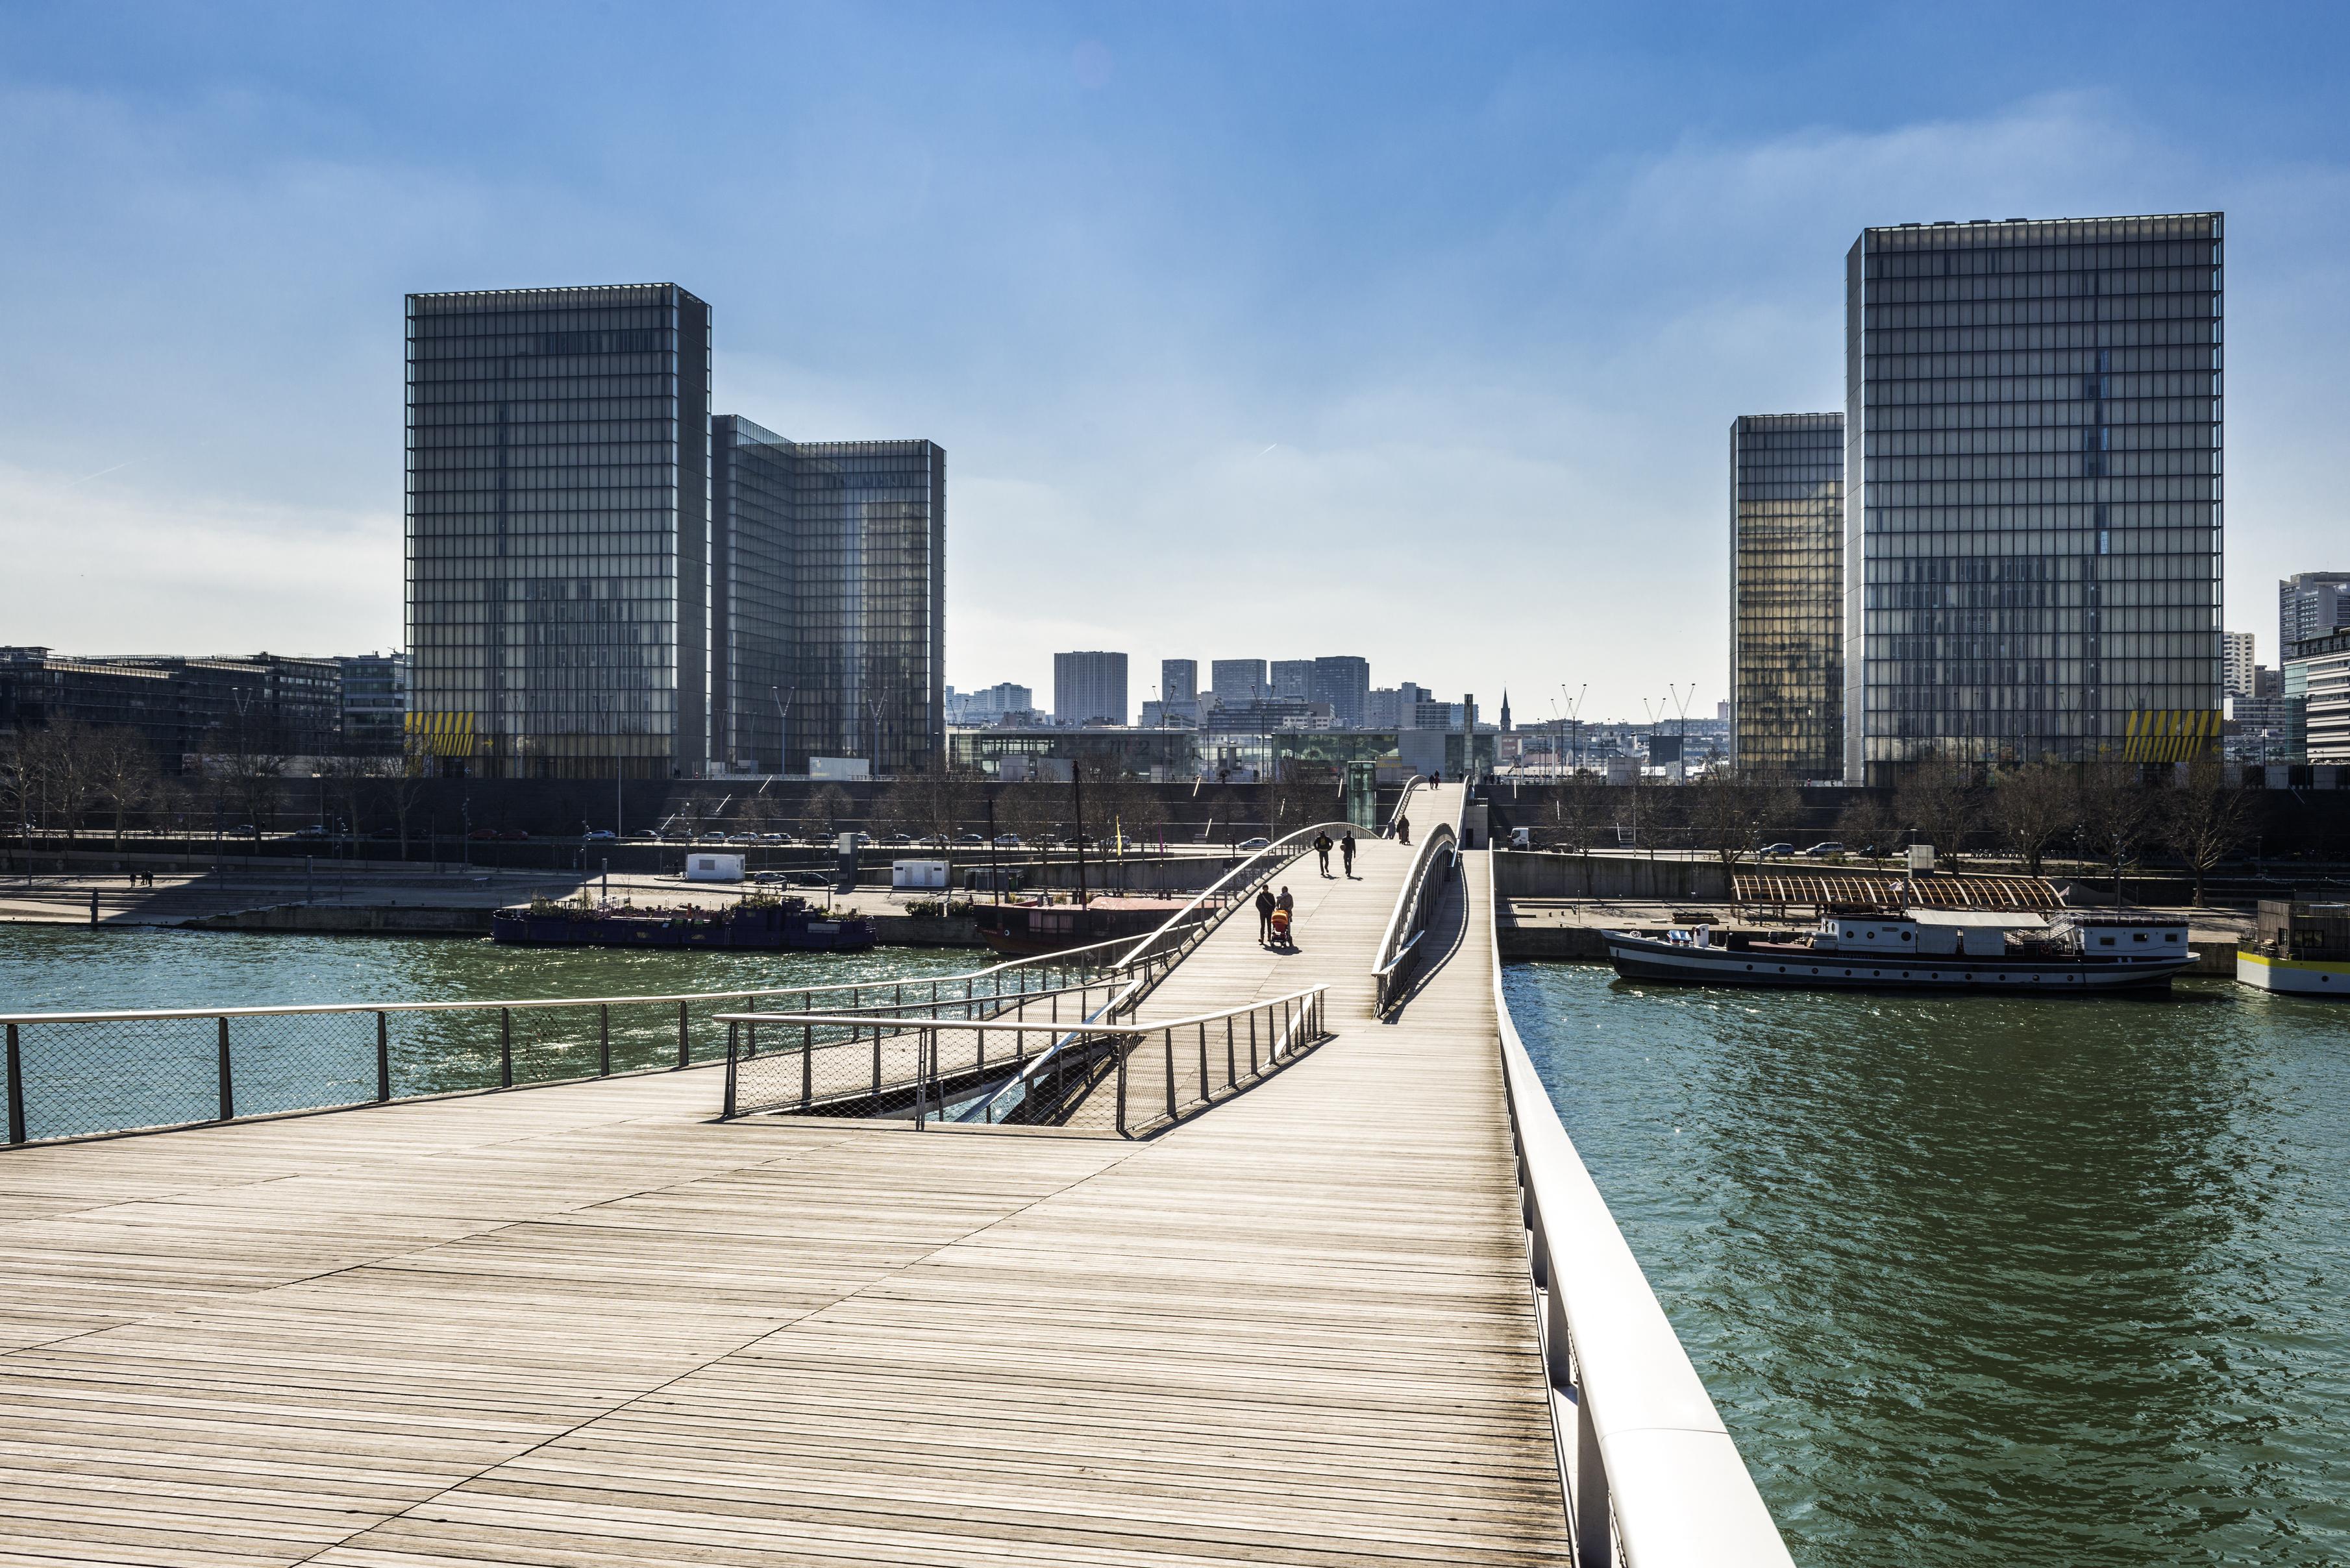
[
  {"xmin": 852, "ymin": 832, "xmax": 872, "ymax": 846},
  {"xmin": 369, "ymin": 827, "xmax": 400, "ymax": 840},
  {"xmin": 726, "ymin": 832, "xmax": 757, "ymax": 844},
  {"xmin": 1757, "ymin": 842, "xmax": 1796, "ymax": 857},
  {"xmin": 227, "ymin": 825, "xmax": 258, "ymax": 837},
  {"xmin": 992, "ymin": 834, "xmax": 1022, "ymax": 848},
  {"xmin": 467, "ymin": 828, "xmax": 499, "ymax": 841},
  {"xmin": 292, "ymin": 824, "xmax": 330, "ymax": 839},
  {"xmin": 698, "ymin": 831, "xmax": 728, "ymax": 843},
  {"xmin": 954, "ymin": 832, "xmax": 985, "ymax": 846},
  {"xmin": 497, "ymin": 828, "xmax": 530, "ymax": 842},
  {"xmin": 582, "ymin": 829, "xmax": 616, "ymax": 842},
  {"xmin": 1803, "ymin": 841, "xmax": 1845, "ymax": 858},
  {"xmin": 1237, "ymin": 836, "xmax": 1270, "ymax": 850},
  {"xmin": 886, "ymin": 833, "xmax": 915, "ymax": 846},
  {"xmin": 758, "ymin": 832, "xmax": 791, "ymax": 844}
]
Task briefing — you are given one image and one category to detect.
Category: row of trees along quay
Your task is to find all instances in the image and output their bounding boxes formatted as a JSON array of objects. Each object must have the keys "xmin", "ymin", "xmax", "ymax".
[
  {"xmin": 2, "ymin": 720, "xmax": 436, "ymax": 857},
  {"xmin": 1532, "ymin": 759, "xmax": 2263, "ymax": 907}
]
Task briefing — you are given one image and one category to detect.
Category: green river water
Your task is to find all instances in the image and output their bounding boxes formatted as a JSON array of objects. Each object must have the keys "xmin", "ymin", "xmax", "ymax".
[{"xmin": 2, "ymin": 927, "xmax": 2343, "ymax": 1563}]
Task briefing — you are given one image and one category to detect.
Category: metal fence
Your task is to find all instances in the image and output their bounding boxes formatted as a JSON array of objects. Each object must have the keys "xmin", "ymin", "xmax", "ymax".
[
  {"xmin": 720, "ymin": 986, "xmax": 1329, "ymax": 1136},
  {"xmin": 0, "ymin": 935, "xmax": 1152, "ymax": 1149}
]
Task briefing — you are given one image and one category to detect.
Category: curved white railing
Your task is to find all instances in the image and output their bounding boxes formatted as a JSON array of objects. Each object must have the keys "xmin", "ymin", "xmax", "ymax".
[
  {"xmin": 1385, "ymin": 774, "xmax": 1426, "ymax": 839},
  {"xmin": 1371, "ymin": 820, "xmax": 1458, "ymax": 1014},
  {"xmin": 1483, "ymin": 852, "xmax": 1792, "ymax": 1566}
]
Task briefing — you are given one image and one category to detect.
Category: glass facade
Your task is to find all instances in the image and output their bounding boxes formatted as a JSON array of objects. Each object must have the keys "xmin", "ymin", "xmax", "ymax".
[
  {"xmin": 783, "ymin": 439, "xmax": 945, "ymax": 775},
  {"xmin": 1844, "ymin": 215, "xmax": 2223, "ymax": 781},
  {"xmin": 1309, "ymin": 656, "xmax": 1370, "ymax": 727},
  {"xmin": 710, "ymin": 415, "xmax": 796, "ymax": 772},
  {"xmin": 404, "ymin": 284, "xmax": 711, "ymax": 780},
  {"xmin": 1731, "ymin": 413, "xmax": 1844, "ymax": 778}
]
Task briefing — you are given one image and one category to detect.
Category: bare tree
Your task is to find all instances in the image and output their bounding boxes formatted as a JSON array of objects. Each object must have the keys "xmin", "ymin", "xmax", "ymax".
[
  {"xmin": 800, "ymin": 783, "xmax": 854, "ymax": 842},
  {"xmin": 1990, "ymin": 762, "xmax": 2075, "ymax": 876},
  {"xmin": 2162, "ymin": 757, "xmax": 2255, "ymax": 907},
  {"xmin": 1686, "ymin": 771, "xmax": 1800, "ymax": 875},
  {"xmin": 993, "ymin": 781, "xmax": 1059, "ymax": 845},
  {"xmin": 2077, "ymin": 763, "xmax": 2155, "ymax": 907},
  {"xmin": 378, "ymin": 753, "xmax": 434, "ymax": 861},
  {"xmin": 1834, "ymin": 790, "xmax": 1902, "ymax": 866},
  {"xmin": 1893, "ymin": 759, "xmax": 1985, "ymax": 869},
  {"xmin": 84, "ymin": 728, "xmax": 160, "ymax": 851}
]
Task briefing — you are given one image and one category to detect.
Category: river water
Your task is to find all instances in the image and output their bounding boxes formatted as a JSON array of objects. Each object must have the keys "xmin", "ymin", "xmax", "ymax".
[{"xmin": 1503, "ymin": 962, "xmax": 2349, "ymax": 1568}]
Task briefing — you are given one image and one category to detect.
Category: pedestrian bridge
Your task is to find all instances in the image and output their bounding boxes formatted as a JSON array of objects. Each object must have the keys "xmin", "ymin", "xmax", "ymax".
[{"xmin": 0, "ymin": 781, "xmax": 1791, "ymax": 1565}]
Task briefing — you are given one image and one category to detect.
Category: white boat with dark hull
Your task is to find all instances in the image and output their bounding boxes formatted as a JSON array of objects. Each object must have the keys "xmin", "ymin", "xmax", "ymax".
[{"xmin": 1604, "ymin": 909, "xmax": 2197, "ymax": 993}]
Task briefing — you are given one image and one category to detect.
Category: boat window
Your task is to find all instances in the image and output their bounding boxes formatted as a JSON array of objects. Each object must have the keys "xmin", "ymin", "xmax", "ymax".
[
  {"xmin": 2098, "ymin": 935, "xmax": 2115, "ymax": 946},
  {"xmin": 1900, "ymin": 931, "xmax": 1912, "ymax": 942},
  {"xmin": 2133, "ymin": 932, "xmax": 2150, "ymax": 942}
]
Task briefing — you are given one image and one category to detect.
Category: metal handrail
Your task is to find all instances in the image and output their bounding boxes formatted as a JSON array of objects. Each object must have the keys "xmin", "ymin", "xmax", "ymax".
[
  {"xmin": 1107, "ymin": 818, "xmax": 1360, "ymax": 974},
  {"xmin": 1386, "ymin": 774, "xmax": 1426, "ymax": 839},
  {"xmin": 719, "ymin": 983, "xmax": 1330, "ymax": 1137},
  {"xmin": 1481, "ymin": 852, "xmax": 1792, "ymax": 1566},
  {"xmin": 1372, "ymin": 820, "xmax": 1459, "ymax": 1012}
]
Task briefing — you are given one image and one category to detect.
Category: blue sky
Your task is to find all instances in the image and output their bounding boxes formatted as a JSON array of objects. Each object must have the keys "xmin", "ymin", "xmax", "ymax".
[{"xmin": 4, "ymin": 3, "xmax": 2346, "ymax": 722}]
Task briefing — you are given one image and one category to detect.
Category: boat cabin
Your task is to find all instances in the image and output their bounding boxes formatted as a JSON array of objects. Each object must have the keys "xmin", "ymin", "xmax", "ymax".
[
  {"xmin": 1809, "ymin": 909, "xmax": 2049, "ymax": 957},
  {"xmin": 2044, "ymin": 913, "xmax": 2190, "ymax": 956}
]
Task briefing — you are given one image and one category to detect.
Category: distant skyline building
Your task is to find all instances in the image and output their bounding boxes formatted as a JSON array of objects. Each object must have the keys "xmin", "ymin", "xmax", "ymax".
[
  {"xmin": 1730, "ymin": 413, "xmax": 1844, "ymax": 778},
  {"xmin": 947, "ymin": 682, "xmax": 1033, "ymax": 724},
  {"xmin": 1054, "ymin": 650, "xmax": 1129, "ymax": 726},
  {"xmin": 336, "ymin": 652, "xmax": 408, "ymax": 755},
  {"xmin": 1161, "ymin": 658, "xmax": 1198, "ymax": 705},
  {"xmin": 1844, "ymin": 214, "xmax": 2225, "ymax": 779},
  {"xmin": 2286, "ymin": 630, "xmax": 2350, "ymax": 764},
  {"xmin": 710, "ymin": 420, "xmax": 945, "ymax": 774},
  {"xmin": 1309, "ymin": 655, "xmax": 1370, "ymax": 727},
  {"xmin": 404, "ymin": 283, "xmax": 712, "ymax": 779},
  {"xmin": 1211, "ymin": 659, "xmax": 1267, "ymax": 705},
  {"xmin": 2223, "ymin": 631, "xmax": 2256, "ymax": 698},
  {"xmin": 1270, "ymin": 659, "xmax": 1312, "ymax": 702},
  {"xmin": 2279, "ymin": 571, "xmax": 2350, "ymax": 655}
]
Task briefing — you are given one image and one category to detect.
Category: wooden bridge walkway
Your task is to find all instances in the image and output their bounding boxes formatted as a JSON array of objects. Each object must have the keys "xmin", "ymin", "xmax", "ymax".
[{"xmin": 0, "ymin": 792, "xmax": 1570, "ymax": 1565}]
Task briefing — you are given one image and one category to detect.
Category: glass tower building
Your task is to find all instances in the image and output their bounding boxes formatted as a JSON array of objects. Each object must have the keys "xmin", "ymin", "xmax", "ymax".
[
  {"xmin": 1844, "ymin": 214, "xmax": 2223, "ymax": 781},
  {"xmin": 711, "ymin": 425, "xmax": 945, "ymax": 775},
  {"xmin": 405, "ymin": 284, "xmax": 711, "ymax": 779},
  {"xmin": 1731, "ymin": 413, "xmax": 1845, "ymax": 778},
  {"xmin": 1054, "ymin": 651, "xmax": 1129, "ymax": 727}
]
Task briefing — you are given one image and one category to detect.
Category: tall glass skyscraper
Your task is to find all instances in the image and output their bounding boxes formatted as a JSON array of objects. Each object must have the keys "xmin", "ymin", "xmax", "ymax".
[
  {"xmin": 711, "ymin": 426, "xmax": 945, "ymax": 775},
  {"xmin": 1730, "ymin": 413, "xmax": 1844, "ymax": 778},
  {"xmin": 405, "ymin": 284, "xmax": 711, "ymax": 779},
  {"xmin": 1844, "ymin": 214, "xmax": 2223, "ymax": 781}
]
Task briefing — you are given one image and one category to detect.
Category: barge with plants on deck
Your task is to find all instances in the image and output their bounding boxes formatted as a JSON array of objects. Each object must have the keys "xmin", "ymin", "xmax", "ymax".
[{"xmin": 491, "ymin": 895, "xmax": 876, "ymax": 953}]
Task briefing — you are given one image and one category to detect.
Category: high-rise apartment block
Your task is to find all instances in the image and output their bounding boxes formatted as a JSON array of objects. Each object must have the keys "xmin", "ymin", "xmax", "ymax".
[
  {"xmin": 1309, "ymin": 656, "xmax": 1370, "ymax": 728},
  {"xmin": 2279, "ymin": 572, "xmax": 2350, "ymax": 655},
  {"xmin": 1054, "ymin": 651, "xmax": 1128, "ymax": 726},
  {"xmin": 1270, "ymin": 660, "xmax": 1312, "ymax": 702},
  {"xmin": 404, "ymin": 284, "xmax": 942, "ymax": 780},
  {"xmin": 710, "ymin": 419, "xmax": 944, "ymax": 774},
  {"xmin": 1843, "ymin": 214, "xmax": 2224, "ymax": 779},
  {"xmin": 1211, "ymin": 659, "xmax": 1267, "ymax": 705},
  {"xmin": 1161, "ymin": 659, "xmax": 1198, "ymax": 705},
  {"xmin": 1729, "ymin": 413, "xmax": 1844, "ymax": 778},
  {"xmin": 406, "ymin": 284, "xmax": 712, "ymax": 779},
  {"xmin": 2222, "ymin": 631, "xmax": 2255, "ymax": 698}
]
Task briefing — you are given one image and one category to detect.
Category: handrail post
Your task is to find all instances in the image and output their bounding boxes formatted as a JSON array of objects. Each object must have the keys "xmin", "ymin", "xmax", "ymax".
[
  {"xmin": 499, "ymin": 1007, "xmax": 513, "ymax": 1088},
  {"xmin": 1247, "ymin": 1010, "xmax": 1258, "ymax": 1075},
  {"xmin": 6, "ymin": 1022, "xmax": 25, "ymax": 1145},
  {"xmin": 676, "ymin": 1000, "xmax": 689, "ymax": 1069},
  {"xmin": 375, "ymin": 1011, "xmax": 390, "ymax": 1103},
  {"xmin": 216, "ymin": 1016, "xmax": 234, "ymax": 1121},
  {"xmin": 1115, "ymin": 1035, "xmax": 1128, "ymax": 1136},
  {"xmin": 724, "ymin": 1023, "xmax": 739, "ymax": 1119},
  {"xmin": 599, "ymin": 1003, "xmax": 610, "ymax": 1077},
  {"xmin": 914, "ymin": 1027, "xmax": 932, "ymax": 1129},
  {"xmin": 1197, "ymin": 1022, "xmax": 1209, "ymax": 1105},
  {"xmin": 802, "ymin": 1023, "xmax": 813, "ymax": 1109},
  {"xmin": 1163, "ymin": 1028, "xmax": 1175, "ymax": 1121},
  {"xmin": 1225, "ymin": 1017, "xmax": 1236, "ymax": 1089}
]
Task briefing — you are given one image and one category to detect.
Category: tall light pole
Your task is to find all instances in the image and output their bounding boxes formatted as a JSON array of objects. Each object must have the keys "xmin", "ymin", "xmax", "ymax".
[{"xmin": 770, "ymin": 684, "xmax": 795, "ymax": 778}]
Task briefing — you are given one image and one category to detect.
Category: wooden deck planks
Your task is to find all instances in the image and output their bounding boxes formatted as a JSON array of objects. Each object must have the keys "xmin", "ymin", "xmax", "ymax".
[{"xmin": 0, "ymin": 817, "xmax": 1565, "ymax": 1565}]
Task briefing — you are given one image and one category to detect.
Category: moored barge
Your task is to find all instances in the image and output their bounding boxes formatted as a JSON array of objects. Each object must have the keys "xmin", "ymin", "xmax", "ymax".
[
  {"xmin": 1603, "ymin": 909, "xmax": 2196, "ymax": 992},
  {"xmin": 2236, "ymin": 899, "xmax": 2350, "ymax": 997},
  {"xmin": 492, "ymin": 898, "xmax": 876, "ymax": 953}
]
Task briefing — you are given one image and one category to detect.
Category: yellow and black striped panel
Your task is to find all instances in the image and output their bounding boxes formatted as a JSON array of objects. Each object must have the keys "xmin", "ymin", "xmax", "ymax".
[
  {"xmin": 2119, "ymin": 709, "xmax": 2220, "ymax": 763},
  {"xmin": 403, "ymin": 711, "xmax": 476, "ymax": 758}
]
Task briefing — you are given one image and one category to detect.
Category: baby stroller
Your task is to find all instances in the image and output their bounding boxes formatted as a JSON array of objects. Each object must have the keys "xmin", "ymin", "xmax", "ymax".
[{"xmin": 1268, "ymin": 907, "xmax": 1292, "ymax": 949}]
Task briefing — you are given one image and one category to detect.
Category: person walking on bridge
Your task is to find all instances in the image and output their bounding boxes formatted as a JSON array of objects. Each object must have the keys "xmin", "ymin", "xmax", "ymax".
[
  {"xmin": 1340, "ymin": 829, "xmax": 1357, "ymax": 878},
  {"xmin": 1254, "ymin": 885, "xmax": 1276, "ymax": 946},
  {"xmin": 1313, "ymin": 831, "xmax": 1334, "ymax": 878},
  {"xmin": 1395, "ymin": 814, "xmax": 1411, "ymax": 847}
]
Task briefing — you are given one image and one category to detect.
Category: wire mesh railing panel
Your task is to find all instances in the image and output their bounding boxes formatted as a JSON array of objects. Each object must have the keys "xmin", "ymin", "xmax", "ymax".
[
  {"xmin": 221, "ymin": 1012, "xmax": 381, "ymax": 1120},
  {"xmin": 11, "ymin": 1016, "xmax": 230, "ymax": 1143},
  {"xmin": 385, "ymin": 1008, "xmax": 508, "ymax": 1097}
]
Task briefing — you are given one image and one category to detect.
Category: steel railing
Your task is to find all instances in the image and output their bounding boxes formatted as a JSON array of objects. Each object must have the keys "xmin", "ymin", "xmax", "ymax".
[
  {"xmin": 0, "ymin": 937, "xmax": 1152, "ymax": 1149},
  {"xmin": 717, "ymin": 985, "xmax": 1329, "ymax": 1136},
  {"xmin": 1372, "ymin": 820, "xmax": 1461, "ymax": 1014},
  {"xmin": 1481, "ymin": 851, "xmax": 1792, "ymax": 1567}
]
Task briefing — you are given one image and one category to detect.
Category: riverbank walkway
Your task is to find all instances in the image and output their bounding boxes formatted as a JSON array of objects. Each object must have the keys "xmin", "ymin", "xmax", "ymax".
[{"xmin": 0, "ymin": 790, "xmax": 1579, "ymax": 1564}]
